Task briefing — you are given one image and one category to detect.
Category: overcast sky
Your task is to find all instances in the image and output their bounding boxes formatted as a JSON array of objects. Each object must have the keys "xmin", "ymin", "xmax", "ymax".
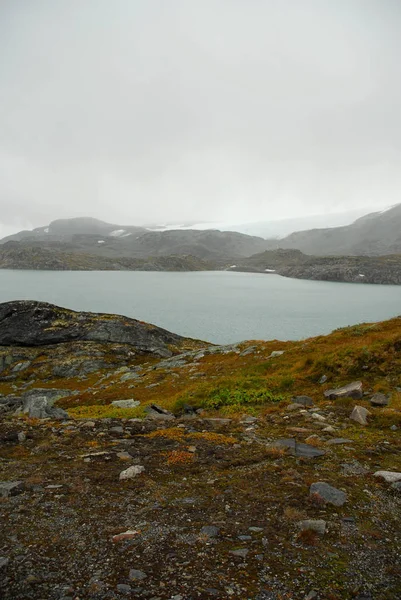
[{"xmin": 1, "ymin": 0, "xmax": 400, "ymax": 234}]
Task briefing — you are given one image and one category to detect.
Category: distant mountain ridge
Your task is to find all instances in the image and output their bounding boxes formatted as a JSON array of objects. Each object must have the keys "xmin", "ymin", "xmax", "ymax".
[
  {"xmin": 268, "ymin": 204, "xmax": 401, "ymax": 256},
  {"xmin": 0, "ymin": 217, "xmax": 269, "ymax": 261},
  {"xmin": 2, "ymin": 204, "xmax": 401, "ymax": 260}
]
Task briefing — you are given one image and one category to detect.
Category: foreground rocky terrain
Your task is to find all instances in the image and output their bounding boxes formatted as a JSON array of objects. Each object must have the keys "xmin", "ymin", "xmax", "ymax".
[{"xmin": 1, "ymin": 302, "xmax": 401, "ymax": 599}]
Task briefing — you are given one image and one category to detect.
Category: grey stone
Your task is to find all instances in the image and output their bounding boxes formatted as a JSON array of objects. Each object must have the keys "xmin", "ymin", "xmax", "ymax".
[
  {"xmin": 319, "ymin": 375, "xmax": 328, "ymax": 384},
  {"xmin": 269, "ymin": 350, "xmax": 285, "ymax": 358},
  {"xmin": 240, "ymin": 346, "xmax": 257, "ymax": 356},
  {"xmin": 111, "ymin": 399, "xmax": 140, "ymax": 409},
  {"xmin": 292, "ymin": 395, "xmax": 314, "ymax": 406},
  {"xmin": 391, "ymin": 481, "xmax": 401, "ymax": 492},
  {"xmin": 310, "ymin": 482, "xmax": 347, "ymax": 506},
  {"xmin": 390, "ymin": 425, "xmax": 398, "ymax": 431},
  {"xmin": 12, "ymin": 361, "xmax": 31, "ymax": 373},
  {"xmin": 369, "ymin": 393, "xmax": 389, "ymax": 407},
  {"xmin": 324, "ymin": 381, "xmax": 363, "ymax": 400},
  {"xmin": 145, "ymin": 404, "xmax": 175, "ymax": 420},
  {"xmin": 229, "ymin": 548, "xmax": 249, "ymax": 558},
  {"xmin": 274, "ymin": 438, "xmax": 325, "ymax": 458},
  {"xmin": 0, "ymin": 557, "xmax": 9, "ymax": 568},
  {"xmin": 116, "ymin": 584, "xmax": 132, "ymax": 594},
  {"xmin": 0, "ymin": 481, "xmax": 25, "ymax": 498},
  {"xmin": 128, "ymin": 569, "xmax": 147, "ymax": 581},
  {"xmin": 17, "ymin": 389, "xmax": 71, "ymax": 420},
  {"xmin": 200, "ymin": 525, "xmax": 220, "ymax": 538},
  {"xmin": 109, "ymin": 426, "xmax": 124, "ymax": 434},
  {"xmin": 119, "ymin": 465, "xmax": 145, "ymax": 480},
  {"xmin": 286, "ymin": 403, "xmax": 304, "ymax": 411},
  {"xmin": 326, "ymin": 438, "xmax": 352, "ymax": 445},
  {"xmin": 120, "ymin": 372, "xmax": 140, "ymax": 382},
  {"xmin": 350, "ymin": 405, "xmax": 370, "ymax": 425},
  {"xmin": 249, "ymin": 527, "xmax": 264, "ymax": 533},
  {"xmin": 298, "ymin": 519, "xmax": 326, "ymax": 535},
  {"xmin": 373, "ymin": 471, "xmax": 401, "ymax": 483}
]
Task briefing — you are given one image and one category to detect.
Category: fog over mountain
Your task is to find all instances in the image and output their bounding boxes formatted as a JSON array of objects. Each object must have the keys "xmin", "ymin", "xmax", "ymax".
[{"xmin": 1, "ymin": 1, "xmax": 400, "ymax": 235}]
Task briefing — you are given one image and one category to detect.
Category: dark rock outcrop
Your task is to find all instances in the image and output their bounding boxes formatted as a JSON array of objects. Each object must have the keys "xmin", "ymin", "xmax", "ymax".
[{"xmin": 0, "ymin": 301, "xmax": 204, "ymax": 357}]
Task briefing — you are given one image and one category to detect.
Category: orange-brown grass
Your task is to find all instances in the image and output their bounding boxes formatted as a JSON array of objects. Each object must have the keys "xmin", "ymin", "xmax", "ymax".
[
  {"xmin": 188, "ymin": 431, "xmax": 237, "ymax": 444},
  {"xmin": 297, "ymin": 528, "xmax": 319, "ymax": 546},
  {"xmin": 146, "ymin": 428, "xmax": 185, "ymax": 441},
  {"xmin": 165, "ymin": 450, "xmax": 194, "ymax": 465},
  {"xmin": 283, "ymin": 506, "xmax": 307, "ymax": 521}
]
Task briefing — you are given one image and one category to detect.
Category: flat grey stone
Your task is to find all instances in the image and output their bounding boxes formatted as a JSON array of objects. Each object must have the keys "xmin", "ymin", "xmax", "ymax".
[
  {"xmin": 119, "ymin": 465, "xmax": 145, "ymax": 480},
  {"xmin": 200, "ymin": 525, "xmax": 220, "ymax": 538},
  {"xmin": 292, "ymin": 395, "xmax": 314, "ymax": 407},
  {"xmin": 374, "ymin": 471, "xmax": 401, "ymax": 483},
  {"xmin": 0, "ymin": 481, "xmax": 25, "ymax": 498},
  {"xmin": 274, "ymin": 438, "xmax": 325, "ymax": 458},
  {"xmin": 310, "ymin": 482, "xmax": 347, "ymax": 506},
  {"xmin": 369, "ymin": 393, "xmax": 389, "ymax": 407},
  {"xmin": 229, "ymin": 548, "xmax": 249, "ymax": 558},
  {"xmin": 111, "ymin": 399, "xmax": 140, "ymax": 409},
  {"xmin": 129, "ymin": 569, "xmax": 147, "ymax": 581},
  {"xmin": 326, "ymin": 438, "xmax": 352, "ymax": 445},
  {"xmin": 324, "ymin": 381, "xmax": 363, "ymax": 400}
]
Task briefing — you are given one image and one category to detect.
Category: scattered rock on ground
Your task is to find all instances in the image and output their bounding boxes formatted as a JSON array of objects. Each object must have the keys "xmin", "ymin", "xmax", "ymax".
[
  {"xmin": 119, "ymin": 465, "xmax": 145, "ymax": 480},
  {"xmin": 310, "ymin": 482, "xmax": 347, "ymax": 506},
  {"xmin": 0, "ymin": 481, "xmax": 25, "ymax": 498},
  {"xmin": 324, "ymin": 381, "xmax": 363, "ymax": 400},
  {"xmin": 369, "ymin": 393, "xmax": 390, "ymax": 407},
  {"xmin": 111, "ymin": 399, "xmax": 140, "ymax": 408},
  {"xmin": 373, "ymin": 471, "xmax": 401, "ymax": 483},
  {"xmin": 350, "ymin": 405, "xmax": 370, "ymax": 425}
]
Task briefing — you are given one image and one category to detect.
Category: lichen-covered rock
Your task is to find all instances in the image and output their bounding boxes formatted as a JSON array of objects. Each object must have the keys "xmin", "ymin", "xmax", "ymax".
[{"xmin": 0, "ymin": 300, "xmax": 205, "ymax": 358}]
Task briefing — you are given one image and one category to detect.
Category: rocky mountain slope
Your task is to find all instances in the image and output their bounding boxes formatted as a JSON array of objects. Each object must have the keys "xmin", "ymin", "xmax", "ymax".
[
  {"xmin": 0, "ymin": 243, "xmax": 214, "ymax": 271},
  {"xmin": 0, "ymin": 218, "xmax": 269, "ymax": 261},
  {"xmin": 270, "ymin": 204, "xmax": 401, "ymax": 256},
  {"xmin": 1, "ymin": 303, "xmax": 401, "ymax": 599},
  {"xmin": 233, "ymin": 249, "xmax": 401, "ymax": 285}
]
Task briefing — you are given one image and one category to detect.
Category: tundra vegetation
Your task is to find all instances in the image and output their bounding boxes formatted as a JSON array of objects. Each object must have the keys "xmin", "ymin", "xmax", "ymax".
[{"xmin": 0, "ymin": 302, "xmax": 400, "ymax": 599}]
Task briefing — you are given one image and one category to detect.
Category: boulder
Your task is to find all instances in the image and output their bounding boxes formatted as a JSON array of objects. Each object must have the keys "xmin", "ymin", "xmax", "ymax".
[
  {"xmin": 17, "ymin": 390, "xmax": 69, "ymax": 420},
  {"xmin": 310, "ymin": 482, "xmax": 347, "ymax": 506},
  {"xmin": 111, "ymin": 399, "xmax": 140, "ymax": 409},
  {"xmin": 269, "ymin": 351, "xmax": 285, "ymax": 358},
  {"xmin": 324, "ymin": 381, "xmax": 363, "ymax": 400},
  {"xmin": 369, "ymin": 393, "xmax": 390, "ymax": 407},
  {"xmin": 119, "ymin": 465, "xmax": 145, "ymax": 480},
  {"xmin": 0, "ymin": 481, "xmax": 25, "ymax": 498},
  {"xmin": 373, "ymin": 471, "xmax": 401, "ymax": 483},
  {"xmin": 273, "ymin": 439, "xmax": 325, "ymax": 458},
  {"xmin": 292, "ymin": 395, "xmax": 314, "ymax": 407},
  {"xmin": 0, "ymin": 300, "xmax": 205, "ymax": 358},
  {"xmin": 144, "ymin": 404, "xmax": 175, "ymax": 420},
  {"xmin": 350, "ymin": 405, "xmax": 370, "ymax": 425}
]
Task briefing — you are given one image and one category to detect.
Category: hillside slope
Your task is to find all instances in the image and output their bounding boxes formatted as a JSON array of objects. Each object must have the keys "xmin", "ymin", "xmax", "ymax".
[
  {"xmin": 273, "ymin": 204, "xmax": 401, "ymax": 256},
  {"xmin": 1, "ymin": 307, "xmax": 401, "ymax": 599}
]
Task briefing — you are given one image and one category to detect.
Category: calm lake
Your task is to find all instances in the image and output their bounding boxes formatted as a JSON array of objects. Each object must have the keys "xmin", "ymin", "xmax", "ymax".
[{"xmin": 1, "ymin": 270, "xmax": 401, "ymax": 344}]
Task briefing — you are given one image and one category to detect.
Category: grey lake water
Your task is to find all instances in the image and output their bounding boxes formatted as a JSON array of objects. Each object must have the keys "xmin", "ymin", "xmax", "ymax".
[{"xmin": 1, "ymin": 270, "xmax": 401, "ymax": 344}]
